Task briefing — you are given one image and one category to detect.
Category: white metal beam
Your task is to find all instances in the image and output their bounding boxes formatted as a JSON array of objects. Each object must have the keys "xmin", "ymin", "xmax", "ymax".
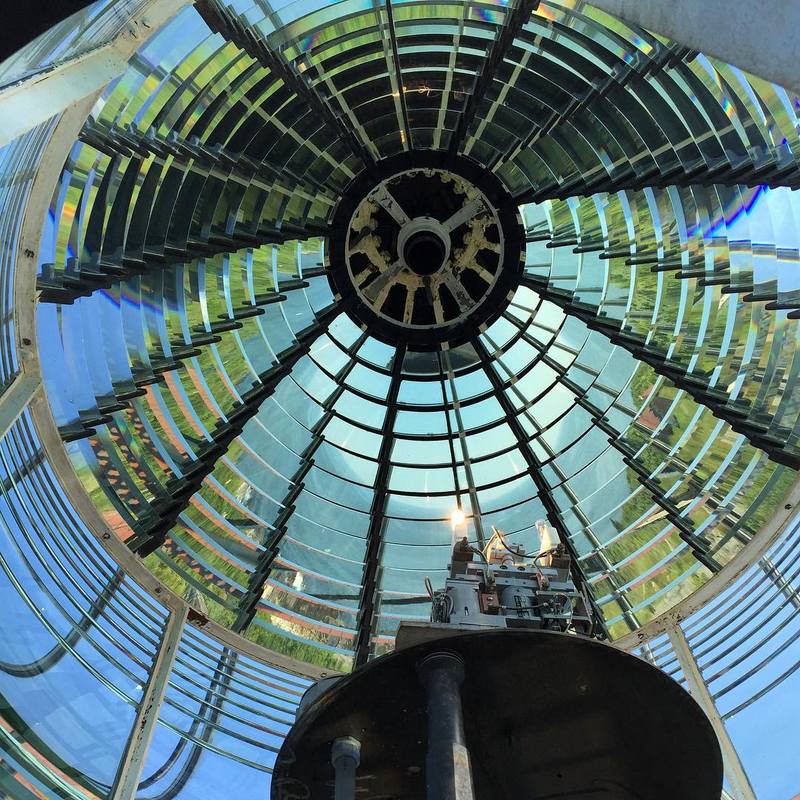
[
  {"xmin": 590, "ymin": 0, "xmax": 800, "ymax": 96},
  {"xmin": 667, "ymin": 626, "xmax": 757, "ymax": 800},
  {"xmin": 111, "ymin": 604, "xmax": 187, "ymax": 800},
  {"xmin": 0, "ymin": 0, "xmax": 191, "ymax": 147},
  {"xmin": 0, "ymin": 46, "xmax": 128, "ymax": 147},
  {"xmin": 14, "ymin": 96, "xmax": 102, "ymax": 381},
  {"xmin": 0, "ymin": 372, "xmax": 41, "ymax": 438}
]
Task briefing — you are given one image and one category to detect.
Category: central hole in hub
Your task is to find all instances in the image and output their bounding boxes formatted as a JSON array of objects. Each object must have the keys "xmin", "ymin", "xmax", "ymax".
[{"xmin": 404, "ymin": 232, "xmax": 446, "ymax": 276}]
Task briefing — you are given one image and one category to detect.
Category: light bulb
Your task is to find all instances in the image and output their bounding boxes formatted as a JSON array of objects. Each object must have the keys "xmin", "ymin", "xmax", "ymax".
[
  {"xmin": 536, "ymin": 519, "xmax": 556, "ymax": 551},
  {"xmin": 450, "ymin": 507, "xmax": 466, "ymax": 527}
]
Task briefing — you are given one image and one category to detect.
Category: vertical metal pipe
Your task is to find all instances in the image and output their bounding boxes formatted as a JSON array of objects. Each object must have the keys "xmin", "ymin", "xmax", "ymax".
[
  {"xmin": 331, "ymin": 737, "xmax": 361, "ymax": 800},
  {"xmin": 417, "ymin": 651, "xmax": 475, "ymax": 800}
]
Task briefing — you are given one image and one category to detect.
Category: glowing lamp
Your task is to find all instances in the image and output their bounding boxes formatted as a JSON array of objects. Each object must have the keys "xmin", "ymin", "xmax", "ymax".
[{"xmin": 450, "ymin": 507, "xmax": 466, "ymax": 527}]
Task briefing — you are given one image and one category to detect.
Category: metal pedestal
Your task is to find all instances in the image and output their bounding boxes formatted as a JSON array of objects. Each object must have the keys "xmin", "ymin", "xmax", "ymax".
[
  {"xmin": 417, "ymin": 651, "xmax": 474, "ymax": 800},
  {"xmin": 270, "ymin": 629, "xmax": 724, "ymax": 800}
]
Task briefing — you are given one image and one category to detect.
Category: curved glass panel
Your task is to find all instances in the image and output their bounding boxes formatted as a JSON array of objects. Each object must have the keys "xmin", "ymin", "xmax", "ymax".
[
  {"xmin": 33, "ymin": 0, "xmax": 800, "ymax": 668},
  {"xmin": 2, "ymin": 1, "xmax": 800, "ymax": 796}
]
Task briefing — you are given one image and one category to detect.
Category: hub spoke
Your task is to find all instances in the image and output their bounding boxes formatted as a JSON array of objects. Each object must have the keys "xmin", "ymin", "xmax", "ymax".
[
  {"xmin": 362, "ymin": 258, "xmax": 407, "ymax": 305},
  {"xmin": 373, "ymin": 183, "xmax": 411, "ymax": 226},
  {"xmin": 441, "ymin": 273, "xmax": 473, "ymax": 311},
  {"xmin": 442, "ymin": 197, "xmax": 484, "ymax": 233},
  {"xmin": 402, "ymin": 286, "xmax": 416, "ymax": 324}
]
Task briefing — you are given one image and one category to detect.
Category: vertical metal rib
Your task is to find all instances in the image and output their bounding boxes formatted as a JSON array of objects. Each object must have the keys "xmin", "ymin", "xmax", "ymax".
[
  {"xmin": 126, "ymin": 302, "xmax": 344, "ymax": 557},
  {"xmin": 0, "ymin": 372, "xmax": 41, "ymax": 439},
  {"xmin": 471, "ymin": 335, "xmax": 608, "ymax": 636},
  {"xmin": 439, "ymin": 347, "xmax": 486, "ymax": 548},
  {"xmin": 448, "ymin": 0, "xmax": 538, "ymax": 156},
  {"xmin": 353, "ymin": 343, "xmax": 407, "ymax": 667},
  {"xmin": 232, "ymin": 329, "xmax": 371, "ymax": 632},
  {"xmin": 384, "ymin": 0, "xmax": 413, "ymax": 149},
  {"xmin": 435, "ymin": 349, "xmax": 464, "ymax": 521},
  {"xmin": 521, "ymin": 275, "xmax": 800, "ymax": 469},
  {"xmin": 195, "ymin": 0, "xmax": 376, "ymax": 173},
  {"xmin": 760, "ymin": 556, "xmax": 800, "ymax": 612},
  {"xmin": 500, "ymin": 309, "xmax": 720, "ymax": 573}
]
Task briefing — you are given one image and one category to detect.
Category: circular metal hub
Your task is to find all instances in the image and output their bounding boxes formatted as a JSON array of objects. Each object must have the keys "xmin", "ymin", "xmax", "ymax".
[{"xmin": 327, "ymin": 154, "xmax": 525, "ymax": 350}]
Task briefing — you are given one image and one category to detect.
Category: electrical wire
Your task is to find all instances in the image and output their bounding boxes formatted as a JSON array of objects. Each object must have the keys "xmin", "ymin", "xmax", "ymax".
[
  {"xmin": 469, "ymin": 545, "xmax": 489, "ymax": 564},
  {"xmin": 488, "ymin": 524, "xmax": 557, "ymax": 563},
  {"xmin": 430, "ymin": 590, "xmax": 454, "ymax": 622}
]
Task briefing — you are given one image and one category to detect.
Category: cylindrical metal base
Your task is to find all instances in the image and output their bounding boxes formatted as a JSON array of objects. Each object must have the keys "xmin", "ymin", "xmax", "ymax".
[
  {"xmin": 270, "ymin": 629, "xmax": 724, "ymax": 800},
  {"xmin": 417, "ymin": 651, "xmax": 474, "ymax": 800}
]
